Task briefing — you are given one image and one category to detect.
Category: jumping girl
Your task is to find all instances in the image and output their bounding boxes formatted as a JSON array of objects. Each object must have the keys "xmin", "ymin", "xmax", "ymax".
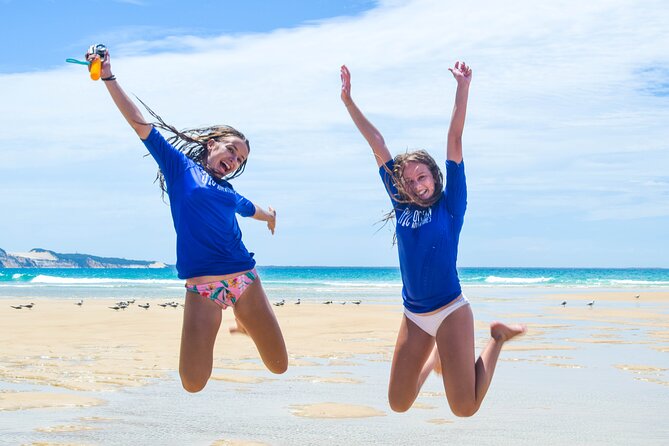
[
  {"xmin": 86, "ymin": 47, "xmax": 288, "ymax": 392},
  {"xmin": 340, "ymin": 62, "xmax": 525, "ymax": 416}
]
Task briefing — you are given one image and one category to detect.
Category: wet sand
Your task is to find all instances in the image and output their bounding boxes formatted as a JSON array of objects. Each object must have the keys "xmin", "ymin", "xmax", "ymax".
[{"xmin": 1, "ymin": 290, "xmax": 668, "ymax": 445}]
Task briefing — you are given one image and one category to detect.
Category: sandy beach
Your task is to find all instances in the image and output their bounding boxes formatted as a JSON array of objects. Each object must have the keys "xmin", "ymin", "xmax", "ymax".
[{"xmin": 1, "ymin": 289, "xmax": 668, "ymax": 445}]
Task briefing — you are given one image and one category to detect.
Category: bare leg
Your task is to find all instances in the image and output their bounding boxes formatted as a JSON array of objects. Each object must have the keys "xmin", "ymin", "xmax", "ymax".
[
  {"xmin": 232, "ymin": 278, "xmax": 288, "ymax": 374},
  {"xmin": 387, "ymin": 315, "xmax": 435, "ymax": 412},
  {"xmin": 436, "ymin": 304, "xmax": 525, "ymax": 417},
  {"xmin": 179, "ymin": 291, "xmax": 222, "ymax": 393}
]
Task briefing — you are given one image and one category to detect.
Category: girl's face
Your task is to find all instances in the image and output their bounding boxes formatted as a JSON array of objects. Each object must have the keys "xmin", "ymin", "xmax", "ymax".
[
  {"xmin": 206, "ymin": 136, "xmax": 249, "ymax": 178},
  {"xmin": 401, "ymin": 161, "xmax": 436, "ymax": 204}
]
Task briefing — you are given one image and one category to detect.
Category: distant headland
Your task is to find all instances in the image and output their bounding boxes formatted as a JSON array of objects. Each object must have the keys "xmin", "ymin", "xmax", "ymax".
[{"xmin": 0, "ymin": 248, "xmax": 168, "ymax": 269}]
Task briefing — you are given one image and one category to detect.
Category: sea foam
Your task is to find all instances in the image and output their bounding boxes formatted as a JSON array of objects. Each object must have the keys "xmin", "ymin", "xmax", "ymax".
[
  {"xmin": 30, "ymin": 275, "xmax": 180, "ymax": 285},
  {"xmin": 484, "ymin": 276, "xmax": 553, "ymax": 284}
]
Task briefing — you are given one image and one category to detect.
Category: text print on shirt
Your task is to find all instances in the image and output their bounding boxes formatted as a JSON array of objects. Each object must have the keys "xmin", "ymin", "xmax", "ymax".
[
  {"xmin": 397, "ymin": 207, "xmax": 432, "ymax": 229},
  {"xmin": 201, "ymin": 170, "xmax": 236, "ymax": 194}
]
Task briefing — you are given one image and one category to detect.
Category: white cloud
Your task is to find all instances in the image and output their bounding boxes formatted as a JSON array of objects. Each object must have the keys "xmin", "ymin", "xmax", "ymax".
[{"xmin": 1, "ymin": 0, "xmax": 667, "ymax": 266}]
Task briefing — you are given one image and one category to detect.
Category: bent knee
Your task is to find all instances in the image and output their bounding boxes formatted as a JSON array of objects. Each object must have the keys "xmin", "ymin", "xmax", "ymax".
[
  {"xmin": 388, "ymin": 393, "xmax": 413, "ymax": 413},
  {"xmin": 181, "ymin": 379, "xmax": 207, "ymax": 393},
  {"xmin": 389, "ymin": 401, "xmax": 412, "ymax": 413},
  {"xmin": 267, "ymin": 357, "xmax": 288, "ymax": 375},
  {"xmin": 179, "ymin": 371, "xmax": 209, "ymax": 393},
  {"xmin": 450, "ymin": 401, "xmax": 479, "ymax": 418}
]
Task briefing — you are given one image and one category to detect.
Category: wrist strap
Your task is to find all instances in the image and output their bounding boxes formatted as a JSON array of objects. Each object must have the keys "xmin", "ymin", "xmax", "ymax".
[{"xmin": 101, "ymin": 75, "xmax": 116, "ymax": 81}]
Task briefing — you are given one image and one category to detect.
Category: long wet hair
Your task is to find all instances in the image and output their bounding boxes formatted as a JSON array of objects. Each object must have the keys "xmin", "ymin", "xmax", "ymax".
[
  {"xmin": 379, "ymin": 149, "xmax": 444, "ymax": 243},
  {"xmin": 137, "ymin": 98, "xmax": 250, "ymax": 197}
]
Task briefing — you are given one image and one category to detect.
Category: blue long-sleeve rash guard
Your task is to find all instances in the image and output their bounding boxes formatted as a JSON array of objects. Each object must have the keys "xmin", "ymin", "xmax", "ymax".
[
  {"xmin": 380, "ymin": 159, "xmax": 467, "ymax": 313},
  {"xmin": 142, "ymin": 127, "xmax": 256, "ymax": 280}
]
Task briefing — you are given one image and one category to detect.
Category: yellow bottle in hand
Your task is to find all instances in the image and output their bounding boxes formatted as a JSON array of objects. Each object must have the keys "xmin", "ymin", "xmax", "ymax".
[
  {"xmin": 89, "ymin": 57, "xmax": 102, "ymax": 80},
  {"xmin": 87, "ymin": 44, "xmax": 107, "ymax": 81}
]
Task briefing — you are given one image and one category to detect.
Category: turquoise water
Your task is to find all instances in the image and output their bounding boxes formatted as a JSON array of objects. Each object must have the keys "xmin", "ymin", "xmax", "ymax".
[{"xmin": 1, "ymin": 267, "xmax": 667, "ymax": 301}]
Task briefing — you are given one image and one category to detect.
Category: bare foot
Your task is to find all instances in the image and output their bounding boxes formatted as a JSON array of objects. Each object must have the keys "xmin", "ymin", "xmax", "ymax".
[
  {"xmin": 229, "ymin": 318, "xmax": 249, "ymax": 336},
  {"xmin": 490, "ymin": 321, "xmax": 526, "ymax": 342}
]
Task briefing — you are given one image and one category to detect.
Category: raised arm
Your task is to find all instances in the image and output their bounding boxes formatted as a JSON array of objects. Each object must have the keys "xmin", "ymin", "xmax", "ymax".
[
  {"xmin": 340, "ymin": 65, "xmax": 392, "ymax": 167},
  {"xmin": 446, "ymin": 61, "xmax": 472, "ymax": 164},
  {"xmin": 86, "ymin": 48, "xmax": 152, "ymax": 140}
]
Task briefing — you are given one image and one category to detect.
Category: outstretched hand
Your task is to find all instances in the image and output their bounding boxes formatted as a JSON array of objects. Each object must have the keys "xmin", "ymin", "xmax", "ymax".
[
  {"xmin": 448, "ymin": 61, "xmax": 472, "ymax": 85},
  {"xmin": 267, "ymin": 206, "xmax": 276, "ymax": 235},
  {"xmin": 340, "ymin": 65, "xmax": 353, "ymax": 106}
]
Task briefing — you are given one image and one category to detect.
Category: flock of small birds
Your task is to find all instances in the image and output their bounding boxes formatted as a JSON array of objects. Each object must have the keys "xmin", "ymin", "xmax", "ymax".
[
  {"xmin": 108, "ymin": 299, "xmax": 182, "ymax": 311},
  {"xmin": 8, "ymin": 298, "xmax": 179, "ymax": 311},
  {"xmin": 73, "ymin": 299, "xmax": 135, "ymax": 309},
  {"xmin": 558, "ymin": 294, "xmax": 641, "ymax": 308},
  {"xmin": 273, "ymin": 299, "xmax": 362, "ymax": 306},
  {"xmin": 9, "ymin": 298, "xmax": 362, "ymax": 310},
  {"xmin": 7, "ymin": 294, "xmax": 647, "ymax": 311},
  {"xmin": 108, "ymin": 299, "xmax": 137, "ymax": 311},
  {"xmin": 157, "ymin": 301, "xmax": 182, "ymax": 308}
]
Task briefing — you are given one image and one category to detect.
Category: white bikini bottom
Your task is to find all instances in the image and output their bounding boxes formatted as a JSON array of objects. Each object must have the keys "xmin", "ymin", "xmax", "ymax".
[{"xmin": 403, "ymin": 295, "xmax": 470, "ymax": 337}]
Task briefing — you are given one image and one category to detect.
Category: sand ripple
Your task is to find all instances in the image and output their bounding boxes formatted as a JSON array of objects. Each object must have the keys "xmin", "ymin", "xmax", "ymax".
[
  {"xmin": 291, "ymin": 375, "xmax": 362, "ymax": 384},
  {"xmin": 289, "ymin": 402, "xmax": 385, "ymax": 418},
  {"xmin": 0, "ymin": 391, "xmax": 103, "ymax": 411}
]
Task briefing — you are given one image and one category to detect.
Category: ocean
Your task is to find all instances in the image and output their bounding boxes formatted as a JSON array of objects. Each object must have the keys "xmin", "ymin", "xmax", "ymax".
[{"xmin": 1, "ymin": 266, "xmax": 668, "ymax": 302}]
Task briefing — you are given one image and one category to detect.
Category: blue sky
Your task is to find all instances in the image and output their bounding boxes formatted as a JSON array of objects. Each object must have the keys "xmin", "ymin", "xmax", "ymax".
[
  {"xmin": 0, "ymin": 0, "xmax": 376, "ymax": 72},
  {"xmin": 1, "ymin": 0, "xmax": 668, "ymax": 267}
]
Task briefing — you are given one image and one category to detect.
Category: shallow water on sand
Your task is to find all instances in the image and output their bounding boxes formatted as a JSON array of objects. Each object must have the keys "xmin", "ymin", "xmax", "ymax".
[
  {"xmin": 1, "ymin": 287, "xmax": 668, "ymax": 445},
  {"xmin": 2, "ymin": 343, "xmax": 668, "ymax": 445}
]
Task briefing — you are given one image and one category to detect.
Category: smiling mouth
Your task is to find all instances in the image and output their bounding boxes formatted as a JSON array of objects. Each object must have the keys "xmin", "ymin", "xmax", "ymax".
[{"xmin": 219, "ymin": 161, "xmax": 230, "ymax": 175}]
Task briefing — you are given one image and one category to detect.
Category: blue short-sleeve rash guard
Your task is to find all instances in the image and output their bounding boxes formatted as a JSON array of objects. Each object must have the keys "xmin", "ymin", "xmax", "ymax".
[
  {"xmin": 380, "ymin": 159, "xmax": 467, "ymax": 313},
  {"xmin": 142, "ymin": 127, "xmax": 256, "ymax": 279}
]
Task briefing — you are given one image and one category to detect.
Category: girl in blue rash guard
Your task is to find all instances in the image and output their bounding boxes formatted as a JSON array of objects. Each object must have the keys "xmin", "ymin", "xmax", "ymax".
[
  {"xmin": 86, "ymin": 48, "xmax": 287, "ymax": 393},
  {"xmin": 341, "ymin": 62, "xmax": 526, "ymax": 417}
]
